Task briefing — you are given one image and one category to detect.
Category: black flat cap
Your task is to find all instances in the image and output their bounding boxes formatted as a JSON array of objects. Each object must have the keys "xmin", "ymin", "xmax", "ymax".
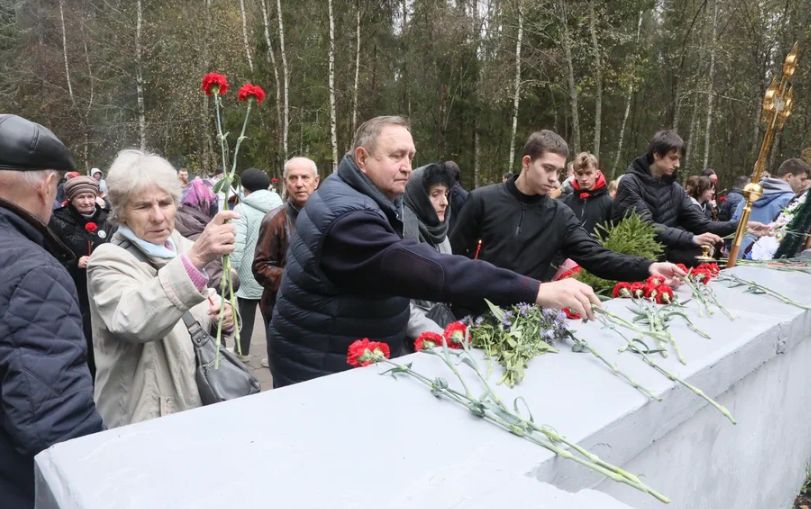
[{"xmin": 0, "ymin": 114, "xmax": 75, "ymax": 171}]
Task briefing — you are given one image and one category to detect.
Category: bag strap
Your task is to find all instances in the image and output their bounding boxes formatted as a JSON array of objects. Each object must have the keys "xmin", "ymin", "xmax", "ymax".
[{"xmin": 181, "ymin": 311, "xmax": 211, "ymax": 347}]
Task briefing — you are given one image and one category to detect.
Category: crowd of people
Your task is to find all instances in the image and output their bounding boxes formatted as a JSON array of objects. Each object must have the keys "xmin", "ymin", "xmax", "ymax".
[{"xmin": 2, "ymin": 112, "xmax": 810, "ymax": 508}]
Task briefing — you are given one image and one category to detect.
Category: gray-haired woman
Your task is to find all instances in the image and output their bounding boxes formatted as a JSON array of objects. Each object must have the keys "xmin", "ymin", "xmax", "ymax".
[{"xmin": 87, "ymin": 149, "xmax": 237, "ymax": 428}]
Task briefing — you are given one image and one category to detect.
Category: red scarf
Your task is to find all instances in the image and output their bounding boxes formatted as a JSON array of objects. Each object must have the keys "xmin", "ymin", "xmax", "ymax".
[{"xmin": 572, "ymin": 172, "xmax": 607, "ymax": 199}]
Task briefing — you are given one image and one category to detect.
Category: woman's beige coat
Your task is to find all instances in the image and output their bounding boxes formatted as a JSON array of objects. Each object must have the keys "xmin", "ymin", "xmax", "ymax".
[{"xmin": 87, "ymin": 231, "xmax": 218, "ymax": 428}]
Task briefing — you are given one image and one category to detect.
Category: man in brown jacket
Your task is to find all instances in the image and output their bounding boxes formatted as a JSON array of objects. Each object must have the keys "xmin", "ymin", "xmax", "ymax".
[{"xmin": 253, "ymin": 157, "xmax": 320, "ymax": 334}]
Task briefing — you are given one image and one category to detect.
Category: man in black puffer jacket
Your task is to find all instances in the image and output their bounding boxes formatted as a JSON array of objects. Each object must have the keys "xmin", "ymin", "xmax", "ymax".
[
  {"xmin": 450, "ymin": 130, "xmax": 682, "ymax": 283},
  {"xmin": 0, "ymin": 115, "xmax": 103, "ymax": 509},
  {"xmin": 612, "ymin": 130, "xmax": 743, "ymax": 265},
  {"xmin": 268, "ymin": 117, "xmax": 602, "ymax": 387}
]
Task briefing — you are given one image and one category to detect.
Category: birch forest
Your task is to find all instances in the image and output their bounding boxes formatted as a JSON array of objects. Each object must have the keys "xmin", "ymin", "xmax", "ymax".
[{"xmin": 1, "ymin": 0, "xmax": 810, "ymax": 188}]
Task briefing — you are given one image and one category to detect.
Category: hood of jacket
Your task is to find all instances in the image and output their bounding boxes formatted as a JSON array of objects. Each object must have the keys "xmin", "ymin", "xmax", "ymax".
[
  {"xmin": 571, "ymin": 172, "xmax": 608, "ymax": 199},
  {"xmin": 755, "ymin": 178, "xmax": 794, "ymax": 206},
  {"xmin": 627, "ymin": 154, "xmax": 680, "ymax": 186},
  {"xmin": 241, "ymin": 189, "xmax": 282, "ymax": 214}
]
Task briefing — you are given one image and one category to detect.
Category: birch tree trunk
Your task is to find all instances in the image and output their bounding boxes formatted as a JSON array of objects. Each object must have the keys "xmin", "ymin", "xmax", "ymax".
[
  {"xmin": 507, "ymin": 1, "xmax": 523, "ymax": 170},
  {"xmin": 259, "ymin": 0, "xmax": 283, "ymax": 153},
  {"xmin": 560, "ymin": 0, "xmax": 580, "ymax": 154},
  {"xmin": 58, "ymin": 0, "xmax": 74, "ymax": 106},
  {"xmin": 702, "ymin": 0, "xmax": 719, "ymax": 170},
  {"xmin": 351, "ymin": 1, "xmax": 361, "ymax": 137},
  {"xmin": 611, "ymin": 11, "xmax": 643, "ymax": 177},
  {"xmin": 276, "ymin": 0, "xmax": 290, "ymax": 156},
  {"xmin": 327, "ymin": 0, "xmax": 338, "ymax": 172},
  {"xmin": 135, "ymin": 0, "xmax": 146, "ymax": 150},
  {"xmin": 239, "ymin": 0, "xmax": 254, "ymax": 73},
  {"xmin": 589, "ymin": 0, "xmax": 602, "ymax": 158},
  {"xmin": 684, "ymin": 97, "xmax": 700, "ymax": 170},
  {"xmin": 81, "ymin": 32, "xmax": 94, "ymax": 171}
]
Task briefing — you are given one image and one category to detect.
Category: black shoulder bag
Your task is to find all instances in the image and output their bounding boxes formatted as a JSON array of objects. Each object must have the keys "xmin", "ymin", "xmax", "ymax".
[{"xmin": 116, "ymin": 236, "xmax": 261, "ymax": 405}]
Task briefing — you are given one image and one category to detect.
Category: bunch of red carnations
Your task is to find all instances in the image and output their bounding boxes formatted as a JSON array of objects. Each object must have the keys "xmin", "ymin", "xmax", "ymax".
[
  {"xmin": 345, "ymin": 321, "xmax": 470, "ymax": 368},
  {"xmin": 680, "ymin": 262, "xmax": 720, "ymax": 284},
  {"xmin": 612, "ymin": 276, "xmax": 675, "ymax": 305}
]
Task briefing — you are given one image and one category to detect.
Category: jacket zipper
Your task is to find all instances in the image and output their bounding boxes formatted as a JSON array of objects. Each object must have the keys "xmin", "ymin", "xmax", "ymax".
[{"xmin": 515, "ymin": 204, "xmax": 526, "ymax": 237}]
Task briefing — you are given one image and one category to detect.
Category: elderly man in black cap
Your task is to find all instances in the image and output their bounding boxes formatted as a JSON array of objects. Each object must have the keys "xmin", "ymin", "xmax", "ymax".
[{"xmin": 0, "ymin": 114, "xmax": 103, "ymax": 509}]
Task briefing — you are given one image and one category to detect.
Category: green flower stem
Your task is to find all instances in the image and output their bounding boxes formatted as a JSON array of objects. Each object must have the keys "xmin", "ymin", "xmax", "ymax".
[
  {"xmin": 598, "ymin": 315, "xmax": 736, "ymax": 425},
  {"xmin": 570, "ymin": 336, "xmax": 661, "ymax": 401},
  {"xmin": 213, "ymin": 93, "xmax": 230, "ymax": 179},
  {"xmin": 438, "ymin": 344, "xmax": 473, "ymax": 398},
  {"xmin": 378, "ymin": 356, "xmax": 669, "ymax": 503},
  {"xmin": 682, "ymin": 275, "xmax": 735, "ymax": 320},
  {"xmin": 720, "ymin": 273, "xmax": 811, "ymax": 311},
  {"xmin": 229, "ymin": 102, "xmax": 253, "ymax": 178},
  {"xmin": 423, "ymin": 346, "xmax": 666, "ymax": 500}
]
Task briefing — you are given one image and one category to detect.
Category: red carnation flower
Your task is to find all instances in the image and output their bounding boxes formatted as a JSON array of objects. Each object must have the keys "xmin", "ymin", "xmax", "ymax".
[
  {"xmin": 346, "ymin": 338, "xmax": 390, "ymax": 367},
  {"xmin": 237, "ymin": 83, "xmax": 266, "ymax": 104},
  {"xmin": 629, "ymin": 282, "xmax": 645, "ymax": 298},
  {"xmin": 85, "ymin": 222, "xmax": 98, "ymax": 233},
  {"xmin": 271, "ymin": 177, "xmax": 280, "ymax": 184},
  {"xmin": 655, "ymin": 285, "xmax": 674, "ymax": 304},
  {"xmin": 675, "ymin": 263, "xmax": 688, "ymax": 273},
  {"xmin": 414, "ymin": 331, "xmax": 443, "ymax": 351},
  {"xmin": 201, "ymin": 72, "xmax": 229, "ymax": 96},
  {"xmin": 696, "ymin": 262, "xmax": 720, "ymax": 276},
  {"xmin": 690, "ymin": 268, "xmax": 713, "ymax": 284},
  {"xmin": 612, "ymin": 282, "xmax": 633, "ymax": 298},
  {"xmin": 563, "ymin": 307, "xmax": 582, "ymax": 320},
  {"xmin": 646, "ymin": 275, "xmax": 665, "ymax": 287},
  {"xmin": 557, "ymin": 264, "xmax": 582, "ymax": 280},
  {"xmin": 443, "ymin": 321, "xmax": 468, "ymax": 349}
]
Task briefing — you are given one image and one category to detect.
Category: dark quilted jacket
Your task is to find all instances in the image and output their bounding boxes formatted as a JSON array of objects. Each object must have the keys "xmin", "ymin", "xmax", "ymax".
[
  {"xmin": 0, "ymin": 200, "xmax": 103, "ymax": 509},
  {"xmin": 268, "ymin": 158, "xmax": 410, "ymax": 387},
  {"xmin": 612, "ymin": 154, "xmax": 737, "ymax": 248}
]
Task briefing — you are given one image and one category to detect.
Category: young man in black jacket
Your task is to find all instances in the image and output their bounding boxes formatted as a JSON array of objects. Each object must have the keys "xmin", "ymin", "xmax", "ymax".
[
  {"xmin": 450, "ymin": 130, "xmax": 683, "ymax": 283},
  {"xmin": 562, "ymin": 152, "xmax": 612, "ymax": 236},
  {"xmin": 611, "ymin": 130, "xmax": 763, "ymax": 264}
]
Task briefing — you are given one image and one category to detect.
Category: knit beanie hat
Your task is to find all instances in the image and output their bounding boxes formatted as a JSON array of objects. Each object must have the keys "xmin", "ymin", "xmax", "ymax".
[
  {"xmin": 240, "ymin": 168, "xmax": 271, "ymax": 192},
  {"xmin": 64, "ymin": 175, "xmax": 100, "ymax": 201}
]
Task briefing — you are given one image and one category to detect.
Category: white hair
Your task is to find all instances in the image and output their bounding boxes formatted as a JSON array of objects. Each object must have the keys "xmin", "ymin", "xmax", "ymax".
[
  {"xmin": 106, "ymin": 149, "xmax": 181, "ymax": 223},
  {"xmin": 283, "ymin": 156, "xmax": 318, "ymax": 179}
]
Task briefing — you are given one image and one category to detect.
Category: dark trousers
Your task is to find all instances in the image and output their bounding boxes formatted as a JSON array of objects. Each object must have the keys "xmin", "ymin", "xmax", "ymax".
[{"xmin": 237, "ymin": 297, "xmax": 259, "ymax": 355}]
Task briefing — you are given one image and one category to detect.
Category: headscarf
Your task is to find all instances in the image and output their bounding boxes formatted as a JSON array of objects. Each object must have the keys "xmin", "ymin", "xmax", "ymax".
[
  {"xmin": 403, "ymin": 164, "xmax": 452, "ymax": 246},
  {"xmin": 180, "ymin": 177, "xmax": 218, "ymax": 218}
]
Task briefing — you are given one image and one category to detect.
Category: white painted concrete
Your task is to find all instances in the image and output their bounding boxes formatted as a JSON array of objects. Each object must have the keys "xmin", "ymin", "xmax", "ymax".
[{"xmin": 34, "ymin": 266, "xmax": 811, "ymax": 508}]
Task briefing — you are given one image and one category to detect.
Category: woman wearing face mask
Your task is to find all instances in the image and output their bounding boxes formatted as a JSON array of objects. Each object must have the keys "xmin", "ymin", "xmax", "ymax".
[
  {"xmin": 402, "ymin": 163, "xmax": 455, "ymax": 341},
  {"xmin": 49, "ymin": 175, "xmax": 111, "ymax": 376}
]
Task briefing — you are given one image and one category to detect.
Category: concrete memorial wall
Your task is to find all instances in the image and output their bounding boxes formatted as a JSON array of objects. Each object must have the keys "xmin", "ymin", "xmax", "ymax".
[{"xmin": 34, "ymin": 266, "xmax": 811, "ymax": 508}]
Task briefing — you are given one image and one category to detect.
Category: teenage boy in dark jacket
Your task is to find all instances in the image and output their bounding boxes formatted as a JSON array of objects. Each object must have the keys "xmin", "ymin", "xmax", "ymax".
[
  {"xmin": 0, "ymin": 114, "xmax": 103, "ymax": 509},
  {"xmin": 562, "ymin": 152, "xmax": 612, "ymax": 236},
  {"xmin": 611, "ymin": 130, "xmax": 763, "ymax": 265},
  {"xmin": 450, "ymin": 130, "xmax": 683, "ymax": 283}
]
